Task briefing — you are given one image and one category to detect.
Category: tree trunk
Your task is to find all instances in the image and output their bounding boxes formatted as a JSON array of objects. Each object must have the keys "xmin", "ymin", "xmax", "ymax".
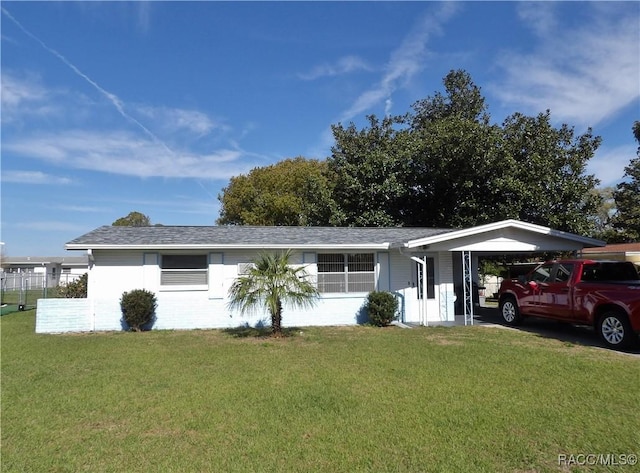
[{"xmin": 271, "ymin": 299, "xmax": 283, "ymax": 337}]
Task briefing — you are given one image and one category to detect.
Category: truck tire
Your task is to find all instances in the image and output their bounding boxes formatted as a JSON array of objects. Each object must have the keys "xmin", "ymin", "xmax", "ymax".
[
  {"xmin": 598, "ymin": 311, "xmax": 635, "ymax": 349},
  {"xmin": 499, "ymin": 296, "xmax": 522, "ymax": 325}
]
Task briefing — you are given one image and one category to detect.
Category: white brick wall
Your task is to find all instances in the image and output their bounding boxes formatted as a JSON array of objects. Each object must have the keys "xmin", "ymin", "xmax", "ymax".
[{"xmin": 35, "ymin": 299, "xmax": 91, "ymax": 333}]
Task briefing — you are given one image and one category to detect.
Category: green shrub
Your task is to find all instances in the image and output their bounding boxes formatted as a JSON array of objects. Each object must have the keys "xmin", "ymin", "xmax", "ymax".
[
  {"xmin": 57, "ymin": 273, "xmax": 88, "ymax": 298},
  {"xmin": 366, "ymin": 291, "xmax": 398, "ymax": 327},
  {"xmin": 120, "ymin": 289, "xmax": 157, "ymax": 332}
]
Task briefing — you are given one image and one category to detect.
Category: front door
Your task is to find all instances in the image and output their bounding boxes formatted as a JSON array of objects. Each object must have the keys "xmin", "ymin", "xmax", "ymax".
[{"xmin": 406, "ymin": 256, "xmax": 439, "ymax": 324}]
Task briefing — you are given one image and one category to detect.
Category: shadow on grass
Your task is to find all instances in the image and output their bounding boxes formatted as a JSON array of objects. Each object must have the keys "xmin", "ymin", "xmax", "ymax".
[{"xmin": 222, "ymin": 325, "xmax": 301, "ymax": 339}]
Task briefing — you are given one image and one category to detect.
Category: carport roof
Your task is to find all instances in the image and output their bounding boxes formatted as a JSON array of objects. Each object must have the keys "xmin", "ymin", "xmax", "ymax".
[{"xmin": 400, "ymin": 219, "xmax": 605, "ymax": 252}]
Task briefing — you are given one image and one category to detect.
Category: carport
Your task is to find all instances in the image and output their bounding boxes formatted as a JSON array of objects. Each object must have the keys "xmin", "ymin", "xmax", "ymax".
[{"xmin": 396, "ymin": 220, "xmax": 605, "ymax": 325}]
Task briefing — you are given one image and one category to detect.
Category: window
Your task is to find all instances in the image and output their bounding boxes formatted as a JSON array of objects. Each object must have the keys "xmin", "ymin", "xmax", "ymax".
[
  {"xmin": 416, "ymin": 257, "xmax": 435, "ymax": 299},
  {"xmin": 530, "ymin": 264, "xmax": 553, "ymax": 283},
  {"xmin": 237, "ymin": 262, "xmax": 255, "ymax": 275},
  {"xmin": 317, "ymin": 253, "xmax": 375, "ymax": 293},
  {"xmin": 554, "ymin": 263, "xmax": 574, "ymax": 283},
  {"xmin": 581, "ymin": 262, "xmax": 640, "ymax": 282},
  {"xmin": 161, "ymin": 255, "xmax": 208, "ymax": 286}
]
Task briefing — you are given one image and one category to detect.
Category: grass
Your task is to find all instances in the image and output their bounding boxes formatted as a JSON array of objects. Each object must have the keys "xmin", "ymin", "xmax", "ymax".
[
  {"xmin": 2, "ymin": 311, "xmax": 639, "ymax": 472},
  {"xmin": 1, "ymin": 287, "xmax": 62, "ymax": 306}
]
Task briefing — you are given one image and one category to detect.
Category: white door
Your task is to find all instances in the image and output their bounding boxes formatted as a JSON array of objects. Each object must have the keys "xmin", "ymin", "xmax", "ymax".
[{"xmin": 405, "ymin": 255, "xmax": 440, "ymax": 325}]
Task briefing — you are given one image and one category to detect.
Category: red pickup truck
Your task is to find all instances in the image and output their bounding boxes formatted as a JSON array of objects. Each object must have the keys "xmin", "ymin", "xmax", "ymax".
[{"xmin": 498, "ymin": 260, "xmax": 640, "ymax": 348}]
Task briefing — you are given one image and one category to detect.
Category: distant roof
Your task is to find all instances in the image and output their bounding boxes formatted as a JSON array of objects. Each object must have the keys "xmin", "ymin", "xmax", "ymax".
[
  {"xmin": 66, "ymin": 225, "xmax": 455, "ymax": 250},
  {"xmin": 2, "ymin": 256, "xmax": 89, "ymax": 266},
  {"xmin": 581, "ymin": 243, "xmax": 640, "ymax": 253}
]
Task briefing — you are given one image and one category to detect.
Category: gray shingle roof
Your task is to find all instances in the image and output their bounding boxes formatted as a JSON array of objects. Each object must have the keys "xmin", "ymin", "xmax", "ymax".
[{"xmin": 66, "ymin": 226, "xmax": 455, "ymax": 249}]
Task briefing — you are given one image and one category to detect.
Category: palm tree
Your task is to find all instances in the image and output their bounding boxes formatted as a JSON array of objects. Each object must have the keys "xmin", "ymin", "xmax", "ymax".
[{"xmin": 227, "ymin": 250, "xmax": 319, "ymax": 337}]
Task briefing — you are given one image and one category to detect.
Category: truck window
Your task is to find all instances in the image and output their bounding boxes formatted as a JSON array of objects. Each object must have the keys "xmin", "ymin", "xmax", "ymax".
[
  {"xmin": 581, "ymin": 262, "xmax": 640, "ymax": 281},
  {"xmin": 531, "ymin": 263, "xmax": 553, "ymax": 283},
  {"xmin": 554, "ymin": 263, "xmax": 574, "ymax": 282}
]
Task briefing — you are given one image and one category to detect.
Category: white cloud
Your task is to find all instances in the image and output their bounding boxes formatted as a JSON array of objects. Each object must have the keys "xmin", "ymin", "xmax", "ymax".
[
  {"xmin": 136, "ymin": 1, "xmax": 151, "ymax": 34},
  {"xmin": 338, "ymin": 2, "xmax": 459, "ymax": 123},
  {"xmin": 298, "ymin": 55, "xmax": 373, "ymax": 80},
  {"xmin": 4, "ymin": 130, "xmax": 256, "ymax": 180},
  {"xmin": 588, "ymin": 143, "xmax": 637, "ymax": 187},
  {"xmin": 492, "ymin": 4, "xmax": 639, "ymax": 128},
  {"xmin": 516, "ymin": 2, "xmax": 558, "ymax": 37},
  {"xmin": 1, "ymin": 170, "xmax": 73, "ymax": 185},
  {"xmin": 135, "ymin": 105, "xmax": 222, "ymax": 136},
  {"xmin": 1, "ymin": 72, "xmax": 46, "ymax": 106},
  {"xmin": 54, "ymin": 205, "xmax": 111, "ymax": 213},
  {"xmin": 0, "ymin": 72, "xmax": 61, "ymax": 123}
]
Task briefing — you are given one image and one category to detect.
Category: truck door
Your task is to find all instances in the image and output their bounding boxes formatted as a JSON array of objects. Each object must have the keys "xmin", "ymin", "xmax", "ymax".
[
  {"xmin": 521, "ymin": 263, "xmax": 554, "ymax": 313},
  {"xmin": 537, "ymin": 262, "xmax": 575, "ymax": 319}
]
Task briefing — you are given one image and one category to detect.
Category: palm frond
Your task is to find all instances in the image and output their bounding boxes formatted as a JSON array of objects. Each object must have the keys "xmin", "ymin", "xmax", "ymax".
[{"xmin": 226, "ymin": 250, "xmax": 319, "ymax": 322}]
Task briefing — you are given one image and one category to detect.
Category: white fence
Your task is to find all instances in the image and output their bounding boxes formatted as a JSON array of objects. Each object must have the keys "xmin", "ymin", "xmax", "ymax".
[{"xmin": 1, "ymin": 272, "xmax": 82, "ymax": 291}]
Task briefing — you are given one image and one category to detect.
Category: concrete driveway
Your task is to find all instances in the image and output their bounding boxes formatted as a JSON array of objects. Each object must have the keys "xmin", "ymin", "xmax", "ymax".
[{"xmin": 473, "ymin": 306, "xmax": 640, "ymax": 357}]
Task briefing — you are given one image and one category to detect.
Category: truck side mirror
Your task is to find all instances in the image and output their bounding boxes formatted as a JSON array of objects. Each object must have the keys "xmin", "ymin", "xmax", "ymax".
[{"xmin": 527, "ymin": 281, "xmax": 539, "ymax": 290}]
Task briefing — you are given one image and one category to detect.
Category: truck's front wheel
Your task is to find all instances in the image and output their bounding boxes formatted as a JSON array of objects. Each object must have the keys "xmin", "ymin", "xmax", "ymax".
[
  {"xmin": 499, "ymin": 296, "xmax": 522, "ymax": 325},
  {"xmin": 598, "ymin": 311, "xmax": 635, "ymax": 349}
]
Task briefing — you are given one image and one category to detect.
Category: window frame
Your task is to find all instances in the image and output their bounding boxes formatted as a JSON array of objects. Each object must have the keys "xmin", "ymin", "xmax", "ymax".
[
  {"xmin": 160, "ymin": 254, "xmax": 209, "ymax": 291},
  {"xmin": 316, "ymin": 253, "xmax": 376, "ymax": 294}
]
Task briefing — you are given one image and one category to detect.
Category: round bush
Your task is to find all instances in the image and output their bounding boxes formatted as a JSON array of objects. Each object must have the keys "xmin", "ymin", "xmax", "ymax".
[
  {"xmin": 366, "ymin": 291, "xmax": 398, "ymax": 327},
  {"xmin": 120, "ymin": 289, "xmax": 157, "ymax": 331}
]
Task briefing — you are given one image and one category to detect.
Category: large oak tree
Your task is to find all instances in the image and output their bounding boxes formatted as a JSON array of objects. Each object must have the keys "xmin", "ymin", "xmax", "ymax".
[
  {"xmin": 217, "ymin": 157, "xmax": 339, "ymax": 226},
  {"xmin": 610, "ymin": 121, "xmax": 640, "ymax": 241},
  {"xmin": 329, "ymin": 69, "xmax": 602, "ymax": 234}
]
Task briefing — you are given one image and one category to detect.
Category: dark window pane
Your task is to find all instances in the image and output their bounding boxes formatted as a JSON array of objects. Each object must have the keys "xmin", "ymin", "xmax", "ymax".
[{"xmin": 162, "ymin": 255, "xmax": 207, "ymax": 270}]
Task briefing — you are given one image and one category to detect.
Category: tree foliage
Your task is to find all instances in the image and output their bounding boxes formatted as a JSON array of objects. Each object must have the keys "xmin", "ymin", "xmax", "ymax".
[
  {"xmin": 57, "ymin": 273, "xmax": 88, "ymax": 298},
  {"xmin": 330, "ymin": 115, "xmax": 414, "ymax": 226},
  {"xmin": 496, "ymin": 112, "xmax": 601, "ymax": 234},
  {"xmin": 217, "ymin": 157, "xmax": 339, "ymax": 226},
  {"xmin": 226, "ymin": 250, "xmax": 318, "ymax": 337},
  {"xmin": 590, "ymin": 186, "xmax": 617, "ymax": 240},
  {"xmin": 610, "ymin": 121, "xmax": 640, "ymax": 242},
  {"xmin": 328, "ymin": 69, "xmax": 602, "ymax": 234},
  {"xmin": 112, "ymin": 211, "xmax": 151, "ymax": 227},
  {"xmin": 217, "ymin": 70, "xmax": 604, "ymax": 235}
]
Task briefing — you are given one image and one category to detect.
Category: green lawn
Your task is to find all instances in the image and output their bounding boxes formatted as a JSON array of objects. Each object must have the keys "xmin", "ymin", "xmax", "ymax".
[
  {"xmin": 2, "ymin": 311, "xmax": 639, "ymax": 472},
  {"xmin": 1, "ymin": 287, "xmax": 62, "ymax": 307}
]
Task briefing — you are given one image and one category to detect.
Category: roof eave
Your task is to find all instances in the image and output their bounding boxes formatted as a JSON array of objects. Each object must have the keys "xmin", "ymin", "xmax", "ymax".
[{"xmin": 65, "ymin": 243, "xmax": 392, "ymax": 251}]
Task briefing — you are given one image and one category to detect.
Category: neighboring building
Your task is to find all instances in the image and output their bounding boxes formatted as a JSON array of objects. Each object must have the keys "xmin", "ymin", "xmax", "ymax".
[
  {"xmin": 1, "ymin": 256, "xmax": 89, "ymax": 289},
  {"xmin": 579, "ymin": 243, "xmax": 640, "ymax": 265},
  {"xmin": 35, "ymin": 220, "xmax": 604, "ymax": 333}
]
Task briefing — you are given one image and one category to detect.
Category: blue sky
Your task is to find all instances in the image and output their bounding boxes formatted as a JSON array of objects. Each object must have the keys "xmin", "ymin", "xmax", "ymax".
[{"xmin": 1, "ymin": 1, "xmax": 639, "ymax": 257}]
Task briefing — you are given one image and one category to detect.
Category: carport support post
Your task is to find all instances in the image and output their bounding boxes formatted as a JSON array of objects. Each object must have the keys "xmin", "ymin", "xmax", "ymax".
[{"xmin": 462, "ymin": 251, "xmax": 474, "ymax": 325}]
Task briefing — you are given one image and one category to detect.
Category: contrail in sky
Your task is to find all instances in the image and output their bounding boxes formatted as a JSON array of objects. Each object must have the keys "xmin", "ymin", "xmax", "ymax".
[
  {"xmin": 1, "ymin": 7, "xmax": 170, "ymax": 153},
  {"xmin": 2, "ymin": 6, "xmax": 218, "ymax": 200}
]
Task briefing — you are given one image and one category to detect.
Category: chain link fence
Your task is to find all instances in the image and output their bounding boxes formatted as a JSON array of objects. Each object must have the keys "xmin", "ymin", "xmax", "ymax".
[{"xmin": 1, "ymin": 272, "xmax": 81, "ymax": 315}]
